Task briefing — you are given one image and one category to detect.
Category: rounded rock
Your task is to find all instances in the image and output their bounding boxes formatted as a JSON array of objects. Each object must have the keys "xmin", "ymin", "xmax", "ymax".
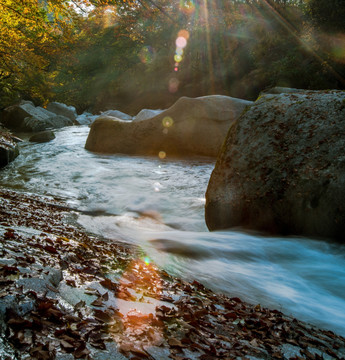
[{"xmin": 205, "ymin": 90, "xmax": 345, "ymax": 241}]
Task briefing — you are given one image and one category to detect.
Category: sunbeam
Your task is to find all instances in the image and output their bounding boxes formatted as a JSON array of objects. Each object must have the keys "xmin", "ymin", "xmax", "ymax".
[{"xmin": 253, "ymin": 0, "xmax": 345, "ymax": 86}]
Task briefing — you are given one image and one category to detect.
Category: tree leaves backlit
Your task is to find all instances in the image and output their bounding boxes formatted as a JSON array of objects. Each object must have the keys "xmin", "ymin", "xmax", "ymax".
[
  {"xmin": 0, "ymin": 0, "xmax": 132, "ymax": 105},
  {"xmin": 0, "ymin": 0, "xmax": 344, "ymax": 110}
]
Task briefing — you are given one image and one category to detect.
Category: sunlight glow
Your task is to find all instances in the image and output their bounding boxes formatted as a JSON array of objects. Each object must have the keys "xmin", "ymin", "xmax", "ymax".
[
  {"xmin": 114, "ymin": 259, "xmax": 164, "ymax": 354},
  {"xmin": 101, "ymin": 5, "xmax": 117, "ymax": 28},
  {"xmin": 202, "ymin": 0, "xmax": 215, "ymax": 93},
  {"xmin": 331, "ymin": 34, "xmax": 345, "ymax": 64}
]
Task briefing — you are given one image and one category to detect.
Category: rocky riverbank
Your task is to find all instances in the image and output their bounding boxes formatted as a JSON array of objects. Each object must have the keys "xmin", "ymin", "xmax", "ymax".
[
  {"xmin": 0, "ymin": 129, "xmax": 19, "ymax": 169},
  {"xmin": 0, "ymin": 188, "xmax": 345, "ymax": 359}
]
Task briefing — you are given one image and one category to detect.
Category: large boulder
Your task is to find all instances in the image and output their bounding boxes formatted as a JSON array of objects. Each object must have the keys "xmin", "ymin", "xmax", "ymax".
[
  {"xmin": 205, "ymin": 90, "xmax": 345, "ymax": 241},
  {"xmin": 0, "ymin": 132, "xmax": 19, "ymax": 168},
  {"xmin": 85, "ymin": 95, "xmax": 253, "ymax": 158},
  {"xmin": 2, "ymin": 103, "xmax": 52, "ymax": 129},
  {"xmin": 23, "ymin": 114, "xmax": 72, "ymax": 132},
  {"xmin": 46, "ymin": 102, "xmax": 77, "ymax": 122},
  {"xmin": 1, "ymin": 103, "xmax": 73, "ymax": 132}
]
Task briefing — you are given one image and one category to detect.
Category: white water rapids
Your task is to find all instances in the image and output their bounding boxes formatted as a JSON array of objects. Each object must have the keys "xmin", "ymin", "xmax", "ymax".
[{"xmin": 1, "ymin": 126, "xmax": 344, "ymax": 336}]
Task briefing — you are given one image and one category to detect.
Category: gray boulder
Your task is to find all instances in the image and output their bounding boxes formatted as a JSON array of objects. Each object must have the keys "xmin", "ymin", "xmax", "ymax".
[
  {"xmin": 133, "ymin": 109, "xmax": 164, "ymax": 122},
  {"xmin": 23, "ymin": 114, "xmax": 72, "ymax": 132},
  {"xmin": 205, "ymin": 90, "xmax": 345, "ymax": 241},
  {"xmin": 75, "ymin": 112, "xmax": 99, "ymax": 125},
  {"xmin": 1, "ymin": 103, "xmax": 73, "ymax": 131},
  {"xmin": 29, "ymin": 130, "xmax": 55, "ymax": 143},
  {"xmin": 0, "ymin": 132, "xmax": 19, "ymax": 168},
  {"xmin": 85, "ymin": 95, "xmax": 253, "ymax": 158},
  {"xmin": 101, "ymin": 110, "xmax": 132, "ymax": 121},
  {"xmin": 46, "ymin": 102, "xmax": 77, "ymax": 122},
  {"xmin": 2, "ymin": 103, "xmax": 54, "ymax": 130},
  {"xmin": 19, "ymin": 100, "xmax": 35, "ymax": 106}
]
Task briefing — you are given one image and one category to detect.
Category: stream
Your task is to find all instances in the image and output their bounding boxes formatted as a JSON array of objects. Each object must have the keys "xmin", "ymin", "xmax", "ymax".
[{"xmin": 1, "ymin": 125, "xmax": 345, "ymax": 336}]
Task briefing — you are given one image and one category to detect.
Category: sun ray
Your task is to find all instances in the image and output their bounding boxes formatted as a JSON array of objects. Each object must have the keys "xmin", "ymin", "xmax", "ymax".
[
  {"xmin": 256, "ymin": 0, "xmax": 345, "ymax": 86},
  {"xmin": 202, "ymin": 0, "xmax": 215, "ymax": 93}
]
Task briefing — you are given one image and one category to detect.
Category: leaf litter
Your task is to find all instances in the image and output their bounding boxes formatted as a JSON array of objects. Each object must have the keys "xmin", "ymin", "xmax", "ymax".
[{"xmin": 0, "ymin": 188, "xmax": 344, "ymax": 359}]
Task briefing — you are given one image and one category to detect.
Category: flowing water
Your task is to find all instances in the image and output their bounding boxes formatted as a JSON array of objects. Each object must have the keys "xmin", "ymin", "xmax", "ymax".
[{"xmin": 1, "ymin": 126, "xmax": 345, "ymax": 336}]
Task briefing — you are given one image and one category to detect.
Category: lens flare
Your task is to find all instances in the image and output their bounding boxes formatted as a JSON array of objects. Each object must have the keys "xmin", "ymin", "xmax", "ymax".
[
  {"xmin": 176, "ymin": 37, "xmax": 187, "ymax": 49},
  {"xmin": 158, "ymin": 151, "xmax": 166, "ymax": 159},
  {"xmin": 113, "ymin": 259, "xmax": 164, "ymax": 351},
  {"xmin": 174, "ymin": 54, "xmax": 183, "ymax": 63},
  {"xmin": 169, "ymin": 78, "xmax": 179, "ymax": 93},
  {"xmin": 178, "ymin": 29, "xmax": 190, "ymax": 40},
  {"xmin": 179, "ymin": 0, "xmax": 195, "ymax": 15},
  {"xmin": 139, "ymin": 46, "xmax": 155, "ymax": 64},
  {"xmin": 153, "ymin": 182, "xmax": 162, "ymax": 192},
  {"xmin": 176, "ymin": 47, "xmax": 184, "ymax": 56},
  {"xmin": 172, "ymin": 29, "xmax": 189, "ymax": 72},
  {"xmin": 162, "ymin": 116, "xmax": 174, "ymax": 128}
]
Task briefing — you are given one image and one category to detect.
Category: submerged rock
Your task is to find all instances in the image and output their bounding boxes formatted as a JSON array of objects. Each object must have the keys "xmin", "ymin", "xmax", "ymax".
[
  {"xmin": 29, "ymin": 130, "xmax": 55, "ymax": 143},
  {"xmin": 205, "ymin": 90, "xmax": 345, "ymax": 241},
  {"xmin": 85, "ymin": 95, "xmax": 253, "ymax": 158}
]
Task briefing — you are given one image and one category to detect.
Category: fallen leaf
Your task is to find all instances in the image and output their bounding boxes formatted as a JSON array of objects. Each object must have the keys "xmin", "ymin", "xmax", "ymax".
[
  {"xmin": 168, "ymin": 338, "xmax": 185, "ymax": 348},
  {"xmin": 100, "ymin": 278, "xmax": 118, "ymax": 291},
  {"xmin": 91, "ymin": 297, "xmax": 104, "ymax": 307},
  {"xmin": 60, "ymin": 339, "xmax": 75, "ymax": 352},
  {"xmin": 94, "ymin": 309, "xmax": 114, "ymax": 323},
  {"xmin": 74, "ymin": 343, "xmax": 90, "ymax": 358},
  {"xmin": 250, "ymin": 339, "xmax": 259, "ymax": 347},
  {"xmin": 119, "ymin": 342, "xmax": 147, "ymax": 356},
  {"xmin": 44, "ymin": 245, "xmax": 58, "ymax": 254}
]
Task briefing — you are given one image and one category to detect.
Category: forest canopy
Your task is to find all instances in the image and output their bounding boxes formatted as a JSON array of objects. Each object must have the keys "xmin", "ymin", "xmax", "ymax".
[{"xmin": 0, "ymin": 0, "xmax": 344, "ymax": 113}]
